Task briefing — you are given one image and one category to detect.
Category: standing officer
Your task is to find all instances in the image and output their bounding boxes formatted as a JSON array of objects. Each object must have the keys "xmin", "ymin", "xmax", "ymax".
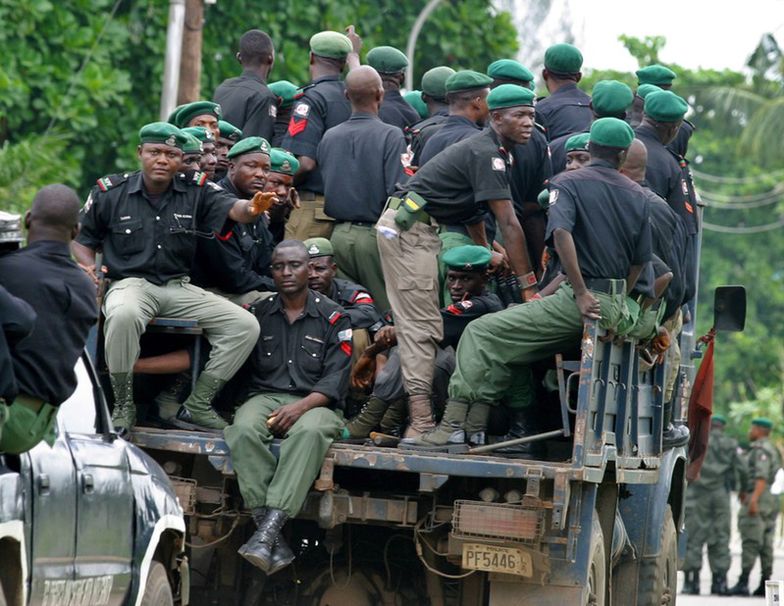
[
  {"xmin": 182, "ymin": 126, "xmax": 218, "ymax": 180},
  {"xmin": 536, "ymin": 43, "xmax": 592, "ymax": 141},
  {"xmin": 224, "ymin": 240, "xmax": 351, "ymax": 575},
  {"xmin": 377, "ymin": 84, "xmax": 539, "ymax": 441},
  {"xmin": 405, "ymin": 118, "xmax": 648, "ymax": 449},
  {"xmin": 564, "ymin": 132, "xmax": 591, "ymax": 171},
  {"xmin": 168, "ymin": 100, "xmax": 222, "ymax": 141},
  {"xmin": 404, "ymin": 90, "xmax": 428, "ymax": 120},
  {"xmin": 268, "ymin": 80, "xmax": 299, "ymax": 146},
  {"xmin": 682, "ymin": 414, "xmax": 742, "ymax": 595},
  {"xmin": 317, "ymin": 65, "xmax": 407, "ymax": 313},
  {"xmin": 214, "ymin": 120, "xmax": 243, "ymax": 181},
  {"xmin": 72, "ymin": 122, "xmax": 268, "ymax": 433},
  {"xmin": 366, "ymin": 46, "xmax": 420, "ymax": 132},
  {"xmin": 281, "ymin": 31, "xmax": 355, "ymax": 241},
  {"xmin": 0, "ymin": 185, "xmax": 97, "ymax": 454},
  {"xmin": 636, "ymin": 64, "xmax": 677, "ymax": 90},
  {"xmin": 730, "ymin": 418, "xmax": 782, "ymax": 596},
  {"xmin": 213, "ymin": 29, "xmax": 277, "ymax": 141},
  {"xmin": 408, "ymin": 66, "xmax": 455, "ymax": 167}
]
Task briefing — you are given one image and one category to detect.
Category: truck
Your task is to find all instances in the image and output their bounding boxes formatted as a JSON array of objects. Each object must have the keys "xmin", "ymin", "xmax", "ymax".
[
  {"xmin": 125, "ymin": 285, "xmax": 746, "ymax": 606},
  {"xmin": 0, "ymin": 353, "xmax": 189, "ymax": 606}
]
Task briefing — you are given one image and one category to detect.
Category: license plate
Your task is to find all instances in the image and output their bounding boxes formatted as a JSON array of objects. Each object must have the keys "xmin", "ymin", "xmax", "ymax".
[{"xmin": 461, "ymin": 543, "xmax": 532, "ymax": 577}]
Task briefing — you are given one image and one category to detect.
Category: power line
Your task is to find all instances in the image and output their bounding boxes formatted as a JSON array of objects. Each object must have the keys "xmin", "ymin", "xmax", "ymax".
[
  {"xmin": 692, "ymin": 168, "xmax": 784, "ymax": 184},
  {"xmin": 703, "ymin": 218, "xmax": 784, "ymax": 234},
  {"xmin": 701, "ymin": 195, "xmax": 784, "ymax": 209},
  {"xmin": 697, "ymin": 183, "xmax": 784, "ymax": 204}
]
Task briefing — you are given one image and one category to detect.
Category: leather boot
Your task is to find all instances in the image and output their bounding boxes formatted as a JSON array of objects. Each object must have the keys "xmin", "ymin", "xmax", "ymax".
[
  {"xmin": 399, "ymin": 400, "xmax": 468, "ymax": 451},
  {"xmin": 401, "ymin": 394, "xmax": 435, "ymax": 439},
  {"xmin": 753, "ymin": 570, "xmax": 771, "ymax": 596},
  {"xmin": 728, "ymin": 570, "xmax": 750, "ymax": 596},
  {"xmin": 711, "ymin": 571, "xmax": 728, "ymax": 595},
  {"xmin": 464, "ymin": 402, "xmax": 491, "ymax": 446},
  {"xmin": 238, "ymin": 508, "xmax": 291, "ymax": 573},
  {"xmin": 155, "ymin": 372, "xmax": 191, "ymax": 421},
  {"xmin": 662, "ymin": 401, "xmax": 689, "ymax": 448},
  {"xmin": 342, "ymin": 396, "xmax": 390, "ymax": 439},
  {"xmin": 682, "ymin": 569, "xmax": 700, "ymax": 595},
  {"xmin": 379, "ymin": 397, "xmax": 407, "ymax": 436},
  {"xmin": 173, "ymin": 372, "xmax": 228, "ymax": 431},
  {"xmin": 493, "ymin": 408, "xmax": 546, "ymax": 457},
  {"xmin": 110, "ymin": 373, "xmax": 136, "ymax": 436}
]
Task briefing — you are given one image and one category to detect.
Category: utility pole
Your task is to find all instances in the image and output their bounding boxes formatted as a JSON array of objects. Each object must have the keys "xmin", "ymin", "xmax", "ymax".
[
  {"xmin": 159, "ymin": 0, "xmax": 185, "ymax": 120},
  {"xmin": 177, "ymin": 0, "xmax": 204, "ymax": 105},
  {"xmin": 405, "ymin": 0, "xmax": 444, "ymax": 90}
]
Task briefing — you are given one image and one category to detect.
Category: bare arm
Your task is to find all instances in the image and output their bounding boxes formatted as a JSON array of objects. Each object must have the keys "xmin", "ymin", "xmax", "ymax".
[
  {"xmin": 293, "ymin": 156, "xmax": 317, "ymax": 186},
  {"xmin": 72, "ymin": 241, "xmax": 100, "ymax": 285},
  {"xmin": 345, "ymin": 25, "xmax": 363, "ymax": 71},
  {"xmin": 553, "ymin": 228, "xmax": 599, "ymax": 321}
]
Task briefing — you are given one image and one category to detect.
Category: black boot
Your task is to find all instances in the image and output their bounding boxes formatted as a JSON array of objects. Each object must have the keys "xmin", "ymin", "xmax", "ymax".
[
  {"xmin": 237, "ymin": 508, "xmax": 293, "ymax": 574},
  {"xmin": 753, "ymin": 571, "xmax": 771, "ymax": 597},
  {"xmin": 711, "ymin": 571, "xmax": 728, "ymax": 595},
  {"xmin": 493, "ymin": 408, "xmax": 545, "ymax": 457},
  {"xmin": 728, "ymin": 570, "xmax": 750, "ymax": 596},
  {"xmin": 682, "ymin": 569, "xmax": 700, "ymax": 595},
  {"xmin": 662, "ymin": 402, "xmax": 689, "ymax": 448}
]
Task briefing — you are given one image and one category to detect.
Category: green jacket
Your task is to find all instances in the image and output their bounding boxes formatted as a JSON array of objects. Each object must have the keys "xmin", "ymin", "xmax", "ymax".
[
  {"xmin": 691, "ymin": 428, "xmax": 742, "ymax": 493},
  {"xmin": 743, "ymin": 437, "xmax": 782, "ymax": 512}
]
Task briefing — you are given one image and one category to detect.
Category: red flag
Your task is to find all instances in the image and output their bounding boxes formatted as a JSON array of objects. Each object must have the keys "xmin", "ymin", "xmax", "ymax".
[{"xmin": 686, "ymin": 331, "xmax": 716, "ymax": 481}]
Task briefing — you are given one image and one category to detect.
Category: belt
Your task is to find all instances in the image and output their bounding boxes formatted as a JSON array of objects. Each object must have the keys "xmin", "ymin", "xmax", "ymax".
[
  {"xmin": 337, "ymin": 220, "xmax": 375, "ymax": 228},
  {"xmin": 15, "ymin": 393, "xmax": 46, "ymax": 413},
  {"xmin": 385, "ymin": 196, "xmax": 431, "ymax": 225},
  {"xmin": 298, "ymin": 191, "xmax": 321, "ymax": 201},
  {"xmin": 583, "ymin": 278, "xmax": 625, "ymax": 295}
]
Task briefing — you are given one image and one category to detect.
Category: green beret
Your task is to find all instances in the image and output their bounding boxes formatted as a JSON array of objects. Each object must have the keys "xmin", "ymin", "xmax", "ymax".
[
  {"xmin": 636, "ymin": 83, "xmax": 660, "ymax": 100},
  {"xmin": 442, "ymin": 245, "xmax": 492, "ymax": 271},
  {"xmin": 367, "ymin": 46, "xmax": 408, "ymax": 74},
  {"xmin": 169, "ymin": 101, "xmax": 222, "ymax": 128},
  {"xmin": 268, "ymin": 80, "xmax": 300, "ymax": 109},
  {"xmin": 226, "ymin": 136, "xmax": 271, "ymax": 160},
  {"xmin": 711, "ymin": 414, "xmax": 728, "ymax": 425},
  {"xmin": 421, "ymin": 66, "xmax": 456, "ymax": 99},
  {"xmin": 752, "ymin": 417, "xmax": 774, "ymax": 429},
  {"xmin": 269, "ymin": 148, "xmax": 299, "ymax": 176},
  {"xmin": 404, "ymin": 90, "xmax": 429, "ymax": 119},
  {"xmin": 139, "ymin": 122, "xmax": 188, "ymax": 149},
  {"xmin": 565, "ymin": 133, "xmax": 590, "ymax": 152},
  {"xmin": 304, "ymin": 237, "xmax": 333, "ymax": 258},
  {"xmin": 589, "ymin": 117, "xmax": 634, "ymax": 148},
  {"xmin": 487, "ymin": 59, "xmax": 534, "ymax": 84},
  {"xmin": 181, "ymin": 126, "xmax": 215, "ymax": 143},
  {"xmin": 644, "ymin": 90, "xmax": 688, "ymax": 123},
  {"xmin": 486, "ymin": 83, "xmax": 535, "ymax": 110},
  {"xmin": 217, "ymin": 120, "xmax": 243, "ymax": 142},
  {"xmin": 591, "ymin": 80, "xmax": 634, "ymax": 117},
  {"xmin": 636, "ymin": 64, "xmax": 677, "ymax": 86},
  {"xmin": 310, "ymin": 31, "xmax": 353, "ymax": 60},
  {"xmin": 445, "ymin": 70, "xmax": 493, "ymax": 93},
  {"xmin": 544, "ymin": 43, "xmax": 583, "ymax": 74},
  {"xmin": 181, "ymin": 133, "xmax": 203, "ymax": 154}
]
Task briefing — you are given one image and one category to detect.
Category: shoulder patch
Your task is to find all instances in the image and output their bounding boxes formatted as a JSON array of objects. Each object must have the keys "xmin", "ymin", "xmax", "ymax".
[
  {"xmin": 191, "ymin": 172, "xmax": 208, "ymax": 187},
  {"xmin": 269, "ymin": 104, "xmax": 277, "ymax": 118},
  {"xmin": 293, "ymin": 102, "xmax": 310, "ymax": 118},
  {"xmin": 95, "ymin": 173, "xmax": 127, "ymax": 192},
  {"xmin": 351, "ymin": 291, "xmax": 374, "ymax": 304},
  {"xmin": 83, "ymin": 191, "xmax": 95, "ymax": 212},
  {"xmin": 549, "ymin": 189, "xmax": 559, "ymax": 206},
  {"xmin": 492, "ymin": 157, "xmax": 506, "ymax": 172},
  {"xmin": 338, "ymin": 328, "xmax": 353, "ymax": 342},
  {"xmin": 328, "ymin": 310, "xmax": 342, "ymax": 325}
]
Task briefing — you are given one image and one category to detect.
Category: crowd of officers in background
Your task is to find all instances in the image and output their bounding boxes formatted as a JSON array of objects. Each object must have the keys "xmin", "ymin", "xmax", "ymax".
[{"xmin": 0, "ymin": 25, "xmax": 771, "ymax": 587}]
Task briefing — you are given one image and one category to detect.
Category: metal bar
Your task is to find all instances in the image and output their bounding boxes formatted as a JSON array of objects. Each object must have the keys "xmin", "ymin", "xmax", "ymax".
[{"xmin": 467, "ymin": 429, "xmax": 565, "ymax": 455}]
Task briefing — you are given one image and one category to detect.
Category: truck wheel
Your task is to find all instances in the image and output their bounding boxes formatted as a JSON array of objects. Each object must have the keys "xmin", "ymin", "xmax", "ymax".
[
  {"xmin": 636, "ymin": 505, "xmax": 677, "ymax": 606},
  {"xmin": 140, "ymin": 561, "xmax": 174, "ymax": 606},
  {"xmin": 586, "ymin": 511, "xmax": 606, "ymax": 606}
]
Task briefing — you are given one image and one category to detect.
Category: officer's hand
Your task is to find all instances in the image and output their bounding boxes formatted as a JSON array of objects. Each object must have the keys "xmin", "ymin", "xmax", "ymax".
[
  {"xmin": 78, "ymin": 263, "xmax": 108, "ymax": 286},
  {"xmin": 267, "ymin": 401, "xmax": 307, "ymax": 436},
  {"xmin": 522, "ymin": 286, "xmax": 540, "ymax": 302},
  {"xmin": 351, "ymin": 352, "xmax": 377, "ymax": 390},
  {"xmin": 375, "ymin": 325, "xmax": 397, "ymax": 349},
  {"xmin": 488, "ymin": 251, "xmax": 508, "ymax": 274},
  {"xmin": 345, "ymin": 25, "xmax": 362, "ymax": 54},
  {"xmin": 248, "ymin": 191, "xmax": 279, "ymax": 216},
  {"xmin": 576, "ymin": 291, "xmax": 601, "ymax": 321},
  {"xmin": 748, "ymin": 497, "xmax": 759, "ymax": 516}
]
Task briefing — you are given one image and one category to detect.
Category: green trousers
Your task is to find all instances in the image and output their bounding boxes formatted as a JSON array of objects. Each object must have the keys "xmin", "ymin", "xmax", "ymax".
[
  {"xmin": 223, "ymin": 393, "xmax": 343, "ymax": 517},
  {"xmin": 738, "ymin": 498, "xmax": 779, "ymax": 575},
  {"xmin": 103, "ymin": 277, "xmax": 259, "ymax": 379},
  {"xmin": 437, "ymin": 230, "xmax": 474, "ymax": 305},
  {"xmin": 0, "ymin": 396, "xmax": 58, "ymax": 454},
  {"xmin": 331, "ymin": 222, "xmax": 390, "ymax": 312},
  {"xmin": 449, "ymin": 282, "xmax": 628, "ymax": 404},
  {"xmin": 683, "ymin": 487, "xmax": 732, "ymax": 573}
]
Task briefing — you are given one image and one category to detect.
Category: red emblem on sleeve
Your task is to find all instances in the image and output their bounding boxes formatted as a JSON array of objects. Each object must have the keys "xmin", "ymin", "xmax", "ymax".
[
  {"xmin": 340, "ymin": 342, "xmax": 353, "ymax": 357},
  {"xmin": 287, "ymin": 116, "xmax": 308, "ymax": 137}
]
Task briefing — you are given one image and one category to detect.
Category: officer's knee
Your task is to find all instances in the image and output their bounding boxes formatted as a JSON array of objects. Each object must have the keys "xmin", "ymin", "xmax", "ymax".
[
  {"xmin": 234, "ymin": 310, "xmax": 260, "ymax": 343},
  {"xmin": 224, "ymin": 420, "xmax": 262, "ymax": 449},
  {"xmin": 104, "ymin": 302, "xmax": 148, "ymax": 334}
]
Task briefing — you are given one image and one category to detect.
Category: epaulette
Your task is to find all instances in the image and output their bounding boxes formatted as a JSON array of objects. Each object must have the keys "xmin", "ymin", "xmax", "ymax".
[
  {"xmin": 178, "ymin": 170, "xmax": 209, "ymax": 187},
  {"xmin": 298, "ymin": 82, "xmax": 317, "ymax": 95},
  {"xmin": 312, "ymin": 293, "xmax": 344, "ymax": 321},
  {"xmin": 95, "ymin": 173, "xmax": 129, "ymax": 193},
  {"xmin": 534, "ymin": 122, "xmax": 546, "ymax": 134}
]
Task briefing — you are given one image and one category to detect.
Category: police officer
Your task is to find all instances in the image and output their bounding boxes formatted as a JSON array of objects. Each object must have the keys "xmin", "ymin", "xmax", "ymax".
[
  {"xmin": 72, "ymin": 122, "xmax": 268, "ymax": 433},
  {"xmin": 0, "ymin": 185, "xmax": 97, "ymax": 453},
  {"xmin": 730, "ymin": 417, "xmax": 782, "ymax": 596},
  {"xmin": 168, "ymin": 100, "xmax": 222, "ymax": 141},
  {"xmin": 179, "ymin": 133, "xmax": 204, "ymax": 172},
  {"xmin": 636, "ymin": 64, "xmax": 677, "ymax": 90},
  {"xmin": 366, "ymin": 46, "xmax": 420, "ymax": 132},
  {"xmin": 214, "ymin": 120, "xmax": 243, "ymax": 181},
  {"xmin": 405, "ymin": 118, "xmax": 648, "ymax": 449},
  {"xmin": 191, "ymin": 137, "xmax": 278, "ymax": 305},
  {"xmin": 417, "ymin": 70, "xmax": 492, "ymax": 166},
  {"xmin": 408, "ymin": 66, "xmax": 455, "ymax": 167},
  {"xmin": 268, "ymin": 80, "xmax": 300, "ymax": 146},
  {"xmin": 213, "ymin": 29, "xmax": 277, "ymax": 141},
  {"xmin": 377, "ymin": 84, "xmax": 539, "ymax": 441},
  {"xmin": 263, "ymin": 148, "xmax": 300, "ymax": 244},
  {"xmin": 182, "ymin": 126, "xmax": 218, "ymax": 180},
  {"xmin": 682, "ymin": 414, "xmax": 742, "ymax": 596},
  {"xmin": 404, "ymin": 90, "xmax": 429, "ymax": 120},
  {"xmin": 224, "ymin": 240, "xmax": 351, "ymax": 575},
  {"xmin": 317, "ymin": 66, "xmax": 407, "ymax": 313},
  {"xmin": 627, "ymin": 83, "xmax": 660, "ymax": 128},
  {"xmin": 281, "ymin": 31, "xmax": 355, "ymax": 241},
  {"xmin": 564, "ymin": 132, "xmax": 591, "ymax": 171},
  {"xmin": 536, "ymin": 43, "xmax": 592, "ymax": 141}
]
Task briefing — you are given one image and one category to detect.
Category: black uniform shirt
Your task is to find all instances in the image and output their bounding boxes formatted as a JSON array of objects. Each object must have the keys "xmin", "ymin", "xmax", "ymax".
[
  {"xmin": 328, "ymin": 278, "xmax": 384, "ymax": 329},
  {"xmin": 378, "ymin": 89, "xmax": 421, "ymax": 132},
  {"xmin": 441, "ymin": 292, "xmax": 502, "ymax": 349},
  {"xmin": 244, "ymin": 290, "xmax": 352, "ymax": 408},
  {"xmin": 191, "ymin": 176, "xmax": 275, "ymax": 294},
  {"xmin": 418, "ymin": 115, "xmax": 482, "ymax": 166},
  {"xmin": 317, "ymin": 112, "xmax": 407, "ymax": 223},
  {"xmin": 409, "ymin": 109, "xmax": 449, "ymax": 166},
  {"xmin": 535, "ymin": 83, "xmax": 592, "ymax": 141},
  {"xmin": 510, "ymin": 127, "xmax": 553, "ymax": 214},
  {"xmin": 0, "ymin": 285, "xmax": 36, "ymax": 402},
  {"xmin": 213, "ymin": 70, "xmax": 277, "ymax": 141},
  {"xmin": 281, "ymin": 75, "xmax": 352, "ymax": 194},
  {"xmin": 0, "ymin": 241, "xmax": 97, "ymax": 405},
  {"xmin": 546, "ymin": 160, "xmax": 652, "ymax": 280},
  {"xmin": 77, "ymin": 171, "xmax": 238, "ymax": 285},
  {"xmin": 405, "ymin": 128, "xmax": 512, "ymax": 225}
]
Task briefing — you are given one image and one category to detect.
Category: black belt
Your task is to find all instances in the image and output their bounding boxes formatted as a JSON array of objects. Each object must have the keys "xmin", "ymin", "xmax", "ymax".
[
  {"xmin": 337, "ymin": 220, "xmax": 375, "ymax": 228},
  {"xmin": 583, "ymin": 278, "xmax": 625, "ymax": 294}
]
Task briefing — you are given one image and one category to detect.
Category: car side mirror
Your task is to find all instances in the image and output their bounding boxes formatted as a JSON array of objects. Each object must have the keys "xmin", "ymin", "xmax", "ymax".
[{"xmin": 713, "ymin": 286, "xmax": 746, "ymax": 332}]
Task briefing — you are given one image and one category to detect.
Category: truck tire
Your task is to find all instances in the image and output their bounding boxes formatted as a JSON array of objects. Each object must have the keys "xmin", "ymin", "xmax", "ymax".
[
  {"xmin": 586, "ymin": 511, "xmax": 607, "ymax": 606},
  {"xmin": 636, "ymin": 505, "xmax": 677, "ymax": 606},
  {"xmin": 140, "ymin": 561, "xmax": 174, "ymax": 606}
]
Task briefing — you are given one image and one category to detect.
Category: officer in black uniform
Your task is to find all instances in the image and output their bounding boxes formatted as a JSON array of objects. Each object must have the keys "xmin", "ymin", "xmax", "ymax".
[
  {"xmin": 536, "ymin": 43, "xmax": 592, "ymax": 141},
  {"xmin": 268, "ymin": 81, "xmax": 300, "ymax": 147},
  {"xmin": 0, "ymin": 185, "xmax": 97, "ymax": 454},
  {"xmin": 281, "ymin": 31, "xmax": 355, "ymax": 241},
  {"xmin": 192, "ymin": 137, "xmax": 277, "ymax": 305},
  {"xmin": 214, "ymin": 120, "xmax": 243, "ymax": 181},
  {"xmin": 408, "ymin": 66, "xmax": 455, "ymax": 167},
  {"xmin": 213, "ymin": 29, "xmax": 277, "ymax": 141},
  {"xmin": 366, "ymin": 46, "xmax": 420, "ymax": 132}
]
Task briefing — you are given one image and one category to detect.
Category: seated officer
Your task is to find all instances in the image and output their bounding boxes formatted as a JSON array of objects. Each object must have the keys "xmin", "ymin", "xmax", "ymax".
[
  {"xmin": 214, "ymin": 120, "xmax": 243, "ymax": 181},
  {"xmin": 405, "ymin": 118, "xmax": 650, "ymax": 450},
  {"xmin": 0, "ymin": 185, "xmax": 97, "ymax": 453},
  {"xmin": 169, "ymin": 100, "xmax": 222, "ymax": 140},
  {"xmin": 182, "ymin": 127, "xmax": 218, "ymax": 181},
  {"xmin": 179, "ymin": 133, "xmax": 204, "ymax": 172},
  {"xmin": 224, "ymin": 240, "xmax": 351, "ymax": 575},
  {"xmin": 73, "ymin": 122, "xmax": 271, "ymax": 433},
  {"xmin": 263, "ymin": 148, "xmax": 300, "ymax": 244}
]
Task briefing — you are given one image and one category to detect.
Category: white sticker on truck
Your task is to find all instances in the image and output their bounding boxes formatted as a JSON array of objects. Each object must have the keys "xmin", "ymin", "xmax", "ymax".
[{"xmin": 42, "ymin": 575, "xmax": 114, "ymax": 606}]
